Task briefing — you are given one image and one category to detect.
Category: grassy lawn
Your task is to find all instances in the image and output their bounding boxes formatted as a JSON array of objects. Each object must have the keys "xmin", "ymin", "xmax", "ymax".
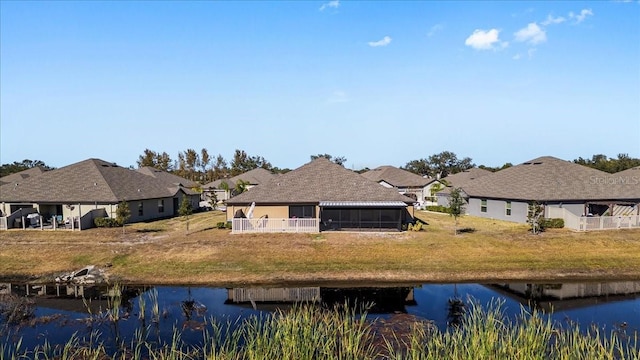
[{"xmin": 1, "ymin": 210, "xmax": 639, "ymax": 285}]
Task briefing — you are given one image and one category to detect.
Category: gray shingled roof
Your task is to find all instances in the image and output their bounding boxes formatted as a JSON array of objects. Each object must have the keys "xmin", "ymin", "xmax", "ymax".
[
  {"xmin": 137, "ymin": 167, "xmax": 200, "ymax": 188},
  {"xmin": 615, "ymin": 166, "xmax": 640, "ymax": 178},
  {"xmin": 227, "ymin": 158, "xmax": 416, "ymax": 205},
  {"xmin": 460, "ymin": 156, "xmax": 640, "ymax": 201},
  {"xmin": 437, "ymin": 167, "xmax": 493, "ymax": 195},
  {"xmin": 361, "ymin": 166, "xmax": 434, "ymax": 187},
  {"xmin": 440, "ymin": 168, "xmax": 493, "ymax": 188},
  {"xmin": 0, "ymin": 166, "xmax": 46, "ymax": 186},
  {"xmin": 0, "ymin": 159, "xmax": 184, "ymax": 203},
  {"xmin": 203, "ymin": 168, "xmax": 277, "ymax": 189}
]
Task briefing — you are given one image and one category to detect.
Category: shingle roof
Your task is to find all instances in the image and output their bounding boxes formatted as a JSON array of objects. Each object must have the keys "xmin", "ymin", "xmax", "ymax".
[
  {"xmin": 227, "ymin": 158, "xmax": 416, "ymax": 205},
  {"xmin": 361, "ymin": 166, "xmax": 434, "ymax": 188},
  {"xmin": 615, "ymin": 166, "xmax": 640, "ymax": 178},
  {"xmin": 440, "ymin": 168, "xmax": 493, "ymax": 188},
  {"xmin": 460, "ymin": 156, "xmax": 640, "ymax": 201},
  {"xmin": 0, "ymin": 167, "xmax": 46, "ymax": 186},
  {"xmin": 137, "ymin": 167, "xmax": 200, "ymax": 188},
  {"xmin": 0, "ymin": 159, "xmax": 184, "ymax": 203},
  {"xmin": 203, "ymin": 168, "xmax": 277, "ymax": 189}
]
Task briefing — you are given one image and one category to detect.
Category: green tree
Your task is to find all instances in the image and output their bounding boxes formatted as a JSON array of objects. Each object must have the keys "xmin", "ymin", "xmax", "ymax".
[
  {"xmin": 0, "ymin": 159, "xmax": 54, "ymax": 178},
  {"xmin": 310, "ymin": 154, "xmax": 347, "ymax": 166},
  {"xmin": 230, "ymin": 149, "xmax": 272, "ymax": 176},
  {"xmin": 208, "ymin": 191, "xmax": 218, "ymax": 210},
  {"xmin": 527, "ymin": 201, "xmax": 545, "ymax": 235},
  {"xmin": 234, "ymin": 179, "xmax": 250, "ymax": 195},
  {"xmin": 116, "ymin": 200, "xmax": 131, "ymax": 234},
  {"xmin": 574, "ymin": 153, "xmax": 640, "ymax": 173},
  {"xmin": 429, "ymin": 182, "xmax": 445, "ymax": 202},
  {"xmin": 212, "ymin": 154, "xmax": 229, "ymax": 180},
  {"xmin": 200, "ymin": 148, "xmax": 211, "ymax": 183},
  {"xmin": 403, "ymin": 151, "xmax": 474, "ymax": 178},
  {"xmin": 448, "ymin": 188, "xmax": 466, "ymax": 235},
  {"xmin": 179, "ymin": 196, "xmax": 193, "ymax": 234}
]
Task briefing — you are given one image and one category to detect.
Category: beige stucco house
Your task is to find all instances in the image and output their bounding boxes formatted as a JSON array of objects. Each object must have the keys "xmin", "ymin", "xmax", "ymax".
[
  {"xmin": 361, "ymin": 166, "xmax": 442, "ymax": 207},
  {"xmin": 226, "ymin": 158, "xmax": 416, "ymax": 232}
]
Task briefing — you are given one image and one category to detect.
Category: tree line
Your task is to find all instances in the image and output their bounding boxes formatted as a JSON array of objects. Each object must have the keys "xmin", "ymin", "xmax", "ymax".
[{"xmin": 1, "ymin": 152, "xmax": 639, "ymax": 183}]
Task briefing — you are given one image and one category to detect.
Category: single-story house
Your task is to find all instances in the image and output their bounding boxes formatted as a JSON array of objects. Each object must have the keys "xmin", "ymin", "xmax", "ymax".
[
  {"xmin": 436, "ymin": 168, "xmax": 493, "ymax": 207},
  {"xmin": 202, "ymin": 167, "xmax": 277, "ymax": 203},
  {"xmin": 0, "ymin": 158, "xmax": 200, "ymax": 230},
  {"xmin": 226, "ymin": 158, "xmax": 416, "ymax": 232},
  {"xmin": 361, "ymin": 166, "xmax": 442, "ymax": 207},
  {"xmin": 456, "ymin": 156, "xmax": 640, "ymax": 224}
]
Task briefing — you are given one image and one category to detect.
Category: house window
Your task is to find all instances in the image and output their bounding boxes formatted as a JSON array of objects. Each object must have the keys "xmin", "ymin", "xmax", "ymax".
[
  {"xmin": 158, "ymin": 199, "xmax": 164, "ymax": 213},
  {"xmin": 289, "ymin": 205, "xmax": 316, "ymax": 218},
  {"xmin": 138, "ymin": 202, "xmax": 144, "ymax": 216},
  {"xmin": 506, "ymin": 201, "xmax": 511, "ymax": 216},
  {"xmin": 480, "ymin": 199, "xmax": 487, "ymax": 213}
]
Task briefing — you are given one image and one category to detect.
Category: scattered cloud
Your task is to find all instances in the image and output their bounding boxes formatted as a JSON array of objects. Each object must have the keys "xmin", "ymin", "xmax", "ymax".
[
  {"xmin": 368, "ymin": 36, "xmax": 392, "ymax": 47},
  {"xmin": 328, "ymin": 90, "xmax": 349, "ymax": 103},
  {"xmin": 319, "ymin": 0, "xmax": 339, "ymax": 11},
  {"xmin": 464, "ymin": 29, "xmax": 505, "ymax": 50},
  {"xmin": 569, "ymin": 9, "xmax": 593, "ymax": 24},
  {"xmin": 514, "ymin": 23, "xmax": 546, "ymax": 45},
  {"xmin": 513, "ymin": 53, "xmax": 522, "ymax": 60},
  {"xmin": 427, "ymin": 24, "xmax": 444, "ymax": 37},
  {"xmin": 541, "ymin": 14, "xmax": 566, "ymax": 26}
]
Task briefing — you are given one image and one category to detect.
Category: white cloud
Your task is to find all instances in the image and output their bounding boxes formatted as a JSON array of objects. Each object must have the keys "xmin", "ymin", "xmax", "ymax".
[
  {"xmin": 541, "ymin": 14, "xmax": 566, "ymax": 26},
  {"xmin": 368, "ymin": 36, "xmax": 392, "ymax": 47},
  {"xmin": 527, "ymin": 48, "xmax": 537, "ymax": 58},
  {"xmin": 319, "ymin": 0, "xmax": 339, "ymax": 11},
  {"xmin": 464, "ymin": 29, "xmax": 504, "ymax": 50},
  {"xmin": 569, "ymin": 9, "xmax": 593, "ymax": 24},
  {"xmin": 513, "ymin": 53, "xmax": 522, "ymax": 60},
  {"xmin": 427, "ymin": 24, "xmax": 444, "ymax": 37},
  {"xmin": 514, "ymin": 22, "xmax": 546, "ymax": 45}
]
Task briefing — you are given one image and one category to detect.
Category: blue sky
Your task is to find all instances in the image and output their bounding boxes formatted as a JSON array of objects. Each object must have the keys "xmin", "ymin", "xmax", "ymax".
[{"xmin": 1, "ymin": 1, "xmax": 639, "ymax": 171}]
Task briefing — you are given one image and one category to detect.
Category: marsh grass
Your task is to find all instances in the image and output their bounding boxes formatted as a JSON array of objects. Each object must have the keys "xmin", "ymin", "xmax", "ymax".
[{"xmin": 3, "ymin": 295, "xmax": 639, "ymax": 360}]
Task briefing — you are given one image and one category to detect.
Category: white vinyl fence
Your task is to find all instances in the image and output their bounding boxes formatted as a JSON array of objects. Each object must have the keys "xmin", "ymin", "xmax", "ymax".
[
  {"xmin": 232, "ymin": 218, "xmax": 319, "ymax": 234},
  {"xmin": 546, "ymin": 207, "xmax": 640, "ymax": 231}
]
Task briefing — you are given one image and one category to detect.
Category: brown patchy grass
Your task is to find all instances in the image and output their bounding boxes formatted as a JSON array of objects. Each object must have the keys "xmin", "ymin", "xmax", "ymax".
[{"xmin": 1, "ymin": 210, "xmax": 639, "ymax": 286}]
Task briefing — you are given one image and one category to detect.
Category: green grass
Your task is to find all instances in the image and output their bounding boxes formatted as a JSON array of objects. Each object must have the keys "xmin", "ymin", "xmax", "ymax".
[{"xmin": 1, "ymin": 210, "xmax": 640, "ymax": 285}]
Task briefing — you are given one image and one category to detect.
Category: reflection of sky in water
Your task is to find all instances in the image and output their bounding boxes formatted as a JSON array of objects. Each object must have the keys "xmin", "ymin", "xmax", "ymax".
[{"xmin": 1, "ymin": 283, "xmax": 639, "ymax": 353}]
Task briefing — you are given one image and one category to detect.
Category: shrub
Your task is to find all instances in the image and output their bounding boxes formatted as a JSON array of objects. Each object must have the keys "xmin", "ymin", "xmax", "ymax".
[
  {"xmin": 216, "ymin": 222, "xmax": 227, "ymax": 229},
  {"xmin": 541, "ymin": 218, "xmax": 564, "ymax": 229},
  {"xmin": 425, "ymin": 205, "xmax": 449, "ymax": 213},
  {"xmin": 94, "ymin": 217, "xmax": 120, "ymax": 228}
]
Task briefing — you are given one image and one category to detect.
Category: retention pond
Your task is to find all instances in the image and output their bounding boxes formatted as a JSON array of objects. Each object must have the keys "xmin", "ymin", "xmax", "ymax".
[{"xmin": 1, "ymin": 281, "xmax": 639, "ymax": 356}]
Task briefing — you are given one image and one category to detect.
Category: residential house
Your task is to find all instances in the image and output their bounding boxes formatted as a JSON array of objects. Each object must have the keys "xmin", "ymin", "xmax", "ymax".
[
  {"xmin": 436, "ymin": 168, "xmax": 493, "ymax": 207},
  {"xmin": 202, "ymin": 167, "xmax": 277, "ymax": 204},
  {"xmin": 226, "ymin": 158, "xmax": 416, "ymax": 233},
  {"xmin": 0, "ymin": 158, "xmax": 200, "ymax": 230},
  {"xmin": 457, "ymin": 156, "xmax": 640, "ymax": 225},
  {"xmin": 361, "ymin": 166, "xmax": 441, "ymax": 207}
]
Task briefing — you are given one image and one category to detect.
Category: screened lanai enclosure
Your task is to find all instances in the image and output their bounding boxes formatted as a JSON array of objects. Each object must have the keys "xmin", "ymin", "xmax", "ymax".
[{"xmin": 319, "ymin": 201, "xmax": 411, "ymax": 232}]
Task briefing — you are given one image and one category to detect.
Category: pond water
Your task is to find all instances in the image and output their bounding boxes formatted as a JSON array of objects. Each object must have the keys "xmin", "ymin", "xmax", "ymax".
[{"xmin": 1, "ymin": 281, "xmax": 639, "ymax": 354}]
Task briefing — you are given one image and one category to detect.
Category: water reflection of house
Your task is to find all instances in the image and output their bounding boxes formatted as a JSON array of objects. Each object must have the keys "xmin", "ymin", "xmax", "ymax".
[
  {"xmin": 489, "ymin": 282, "xmax": 640, "ymax": 312},
  {"xmin": 1, "ymin": 283, "xmax": 146, "ymax": 313},
  {"xmin": 226, "ymin": 286, "xmax": 417, "ymax": 314}
]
